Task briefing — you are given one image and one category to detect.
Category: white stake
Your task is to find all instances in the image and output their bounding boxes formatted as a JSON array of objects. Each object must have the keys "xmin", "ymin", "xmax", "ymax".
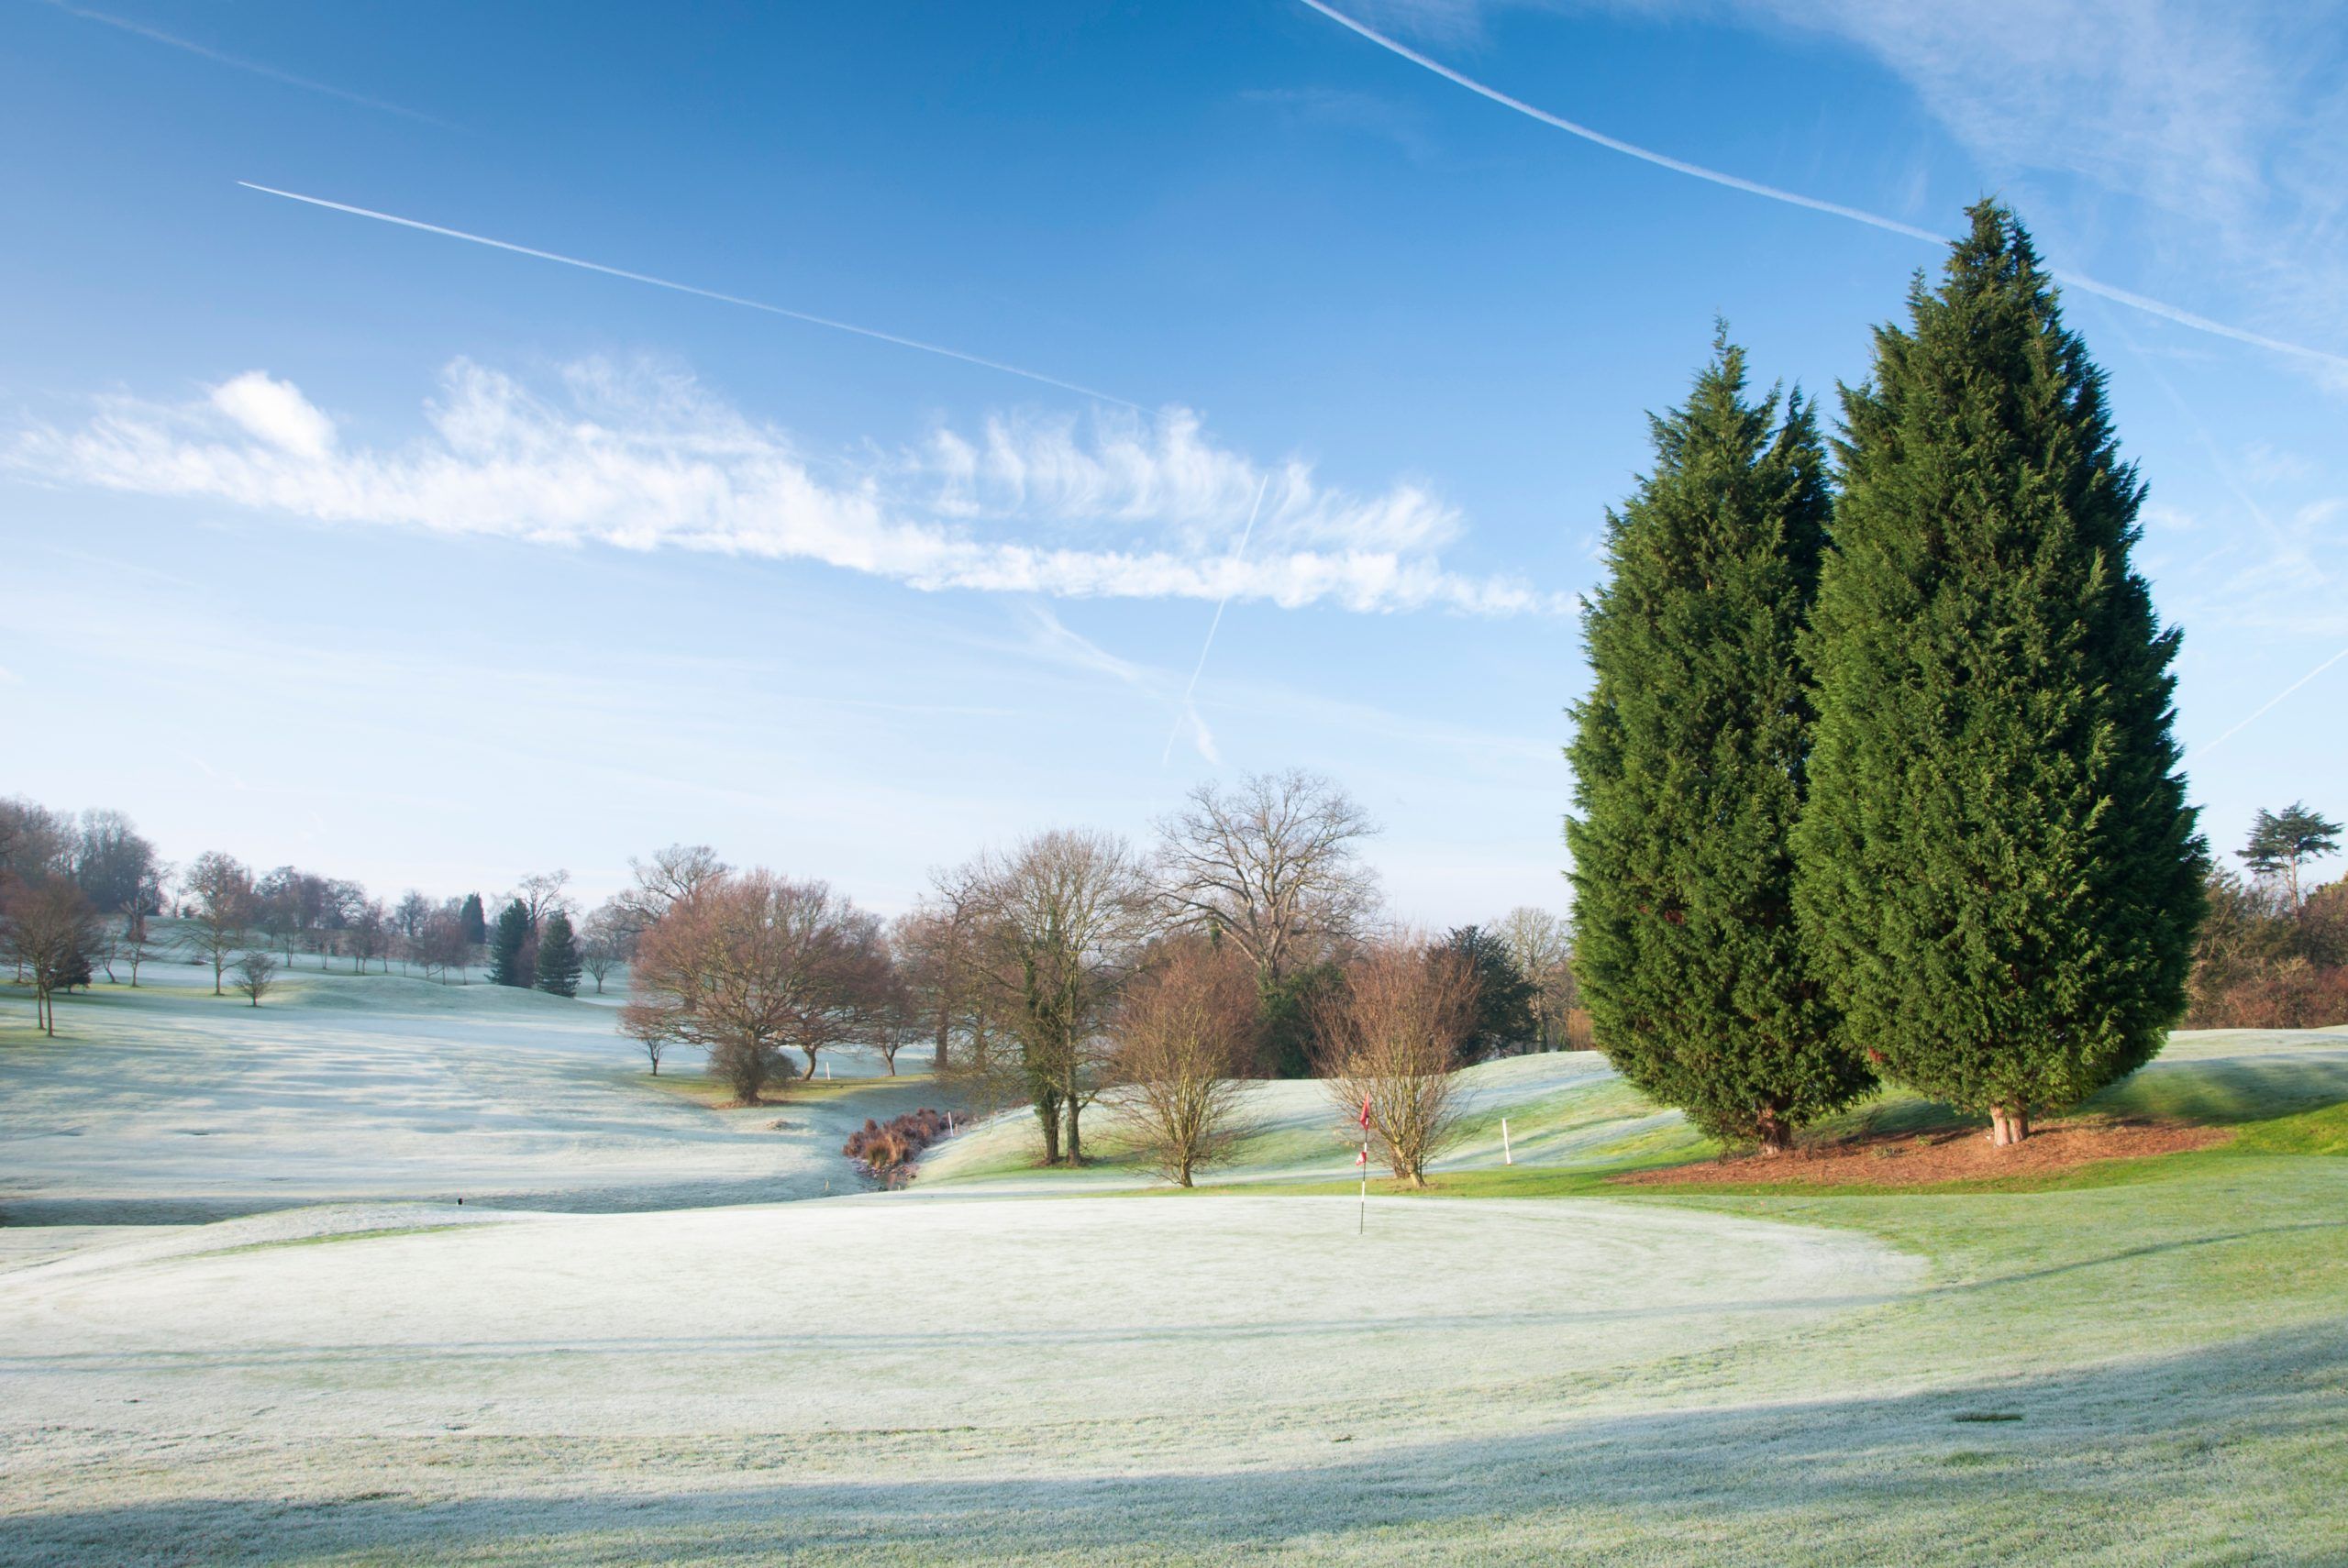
[{"xmin": 1502, "ymin": 1117, "xmax": 1513, "ymax": 1165}]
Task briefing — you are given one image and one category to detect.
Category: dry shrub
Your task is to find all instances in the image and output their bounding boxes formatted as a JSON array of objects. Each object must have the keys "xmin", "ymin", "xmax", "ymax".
[
  {"xmin": 843, "ymin": 1108, "xmax": 955, "ymax": 1177},
  {"xmin": 1108, "ymin": 939, "xmax": 1260, "ymax": 1186},
  {"xmin": 1312, "ymin": 938, "xmax": 1478, "ymax": 1187}
]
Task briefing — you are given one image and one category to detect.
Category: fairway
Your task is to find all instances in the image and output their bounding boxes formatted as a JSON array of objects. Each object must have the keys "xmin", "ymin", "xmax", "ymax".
[
  {"xmin": 0, "ymin": 963, "xmax": 938, "ymax": 1224},
  {"xmin": 5, "ymin": 971, "xmax": 2348, "ymax": 1562}
]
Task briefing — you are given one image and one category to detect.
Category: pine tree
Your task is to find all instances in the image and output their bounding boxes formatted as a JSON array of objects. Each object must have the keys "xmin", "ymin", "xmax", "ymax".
[
  {"xmin": 1566, "ymin": 332, "xmax": 1870, "ymax": 1153},
  {"xmin": 2242, "ymin": 802, "xmax": 2341, "ymax": 907},
  {"xmin": 535, "ymin": 910, "xmax": 583, "ymax": 998},
  {"xmin": 1795, "ymin": 202, "xmax": 2205, "ymax": 1146},
  {"xmin": 459, "ymin": 892, "xmax": 488, "ymax": 948},
  {"xmin": 487, "ymin": 899, "xmax": 534, "ymax": 988}
]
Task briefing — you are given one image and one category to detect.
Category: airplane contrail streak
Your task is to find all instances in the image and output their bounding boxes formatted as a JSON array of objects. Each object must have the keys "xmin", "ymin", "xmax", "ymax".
[
  {"xmin": 1296, "ymin": 0, "xmax": 2348, "ymax": 375},
  {"xmin": 44, "ymin": 1, "xmax": 455, "ymax": 128},
  {"xmin": 237, "ymin": 182, "xmax": 1144, "ymax": 410},
  {"xmin": 1163, "ymin": 474, "xmax": 1272, "ymax": 765},
  {"xmin": 2189, "ymin": 646, "xmax": 2348, "ymax": 762}
]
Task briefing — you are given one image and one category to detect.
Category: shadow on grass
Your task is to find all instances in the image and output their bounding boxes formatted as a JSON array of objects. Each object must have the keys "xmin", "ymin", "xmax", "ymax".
[{"xmin": 6, "ymin": 1323, "xmax": 2345, "ymax": 1566}]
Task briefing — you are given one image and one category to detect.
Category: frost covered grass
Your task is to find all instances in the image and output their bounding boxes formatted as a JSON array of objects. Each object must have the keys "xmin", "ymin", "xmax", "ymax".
[
  {"xmin": 3, "ymin": 995, "xmax": 2346, "ymax": 1563},
  {"xmin": 0, "ymin": 960, "xmax": 947, "ymax": 1221}
]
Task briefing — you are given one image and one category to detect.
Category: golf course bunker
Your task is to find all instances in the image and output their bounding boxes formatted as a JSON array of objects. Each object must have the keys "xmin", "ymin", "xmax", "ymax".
[{"xmin": 0, "ymin": 1196, "xmax": 1919, "ymax": 1441}]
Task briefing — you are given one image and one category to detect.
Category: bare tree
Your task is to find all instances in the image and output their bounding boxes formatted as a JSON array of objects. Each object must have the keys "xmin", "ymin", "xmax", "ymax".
[
  {"xmin": 124, "ymin": 904, "xmax": 160, "ymax": 988},
  {"xmin": 233, "ymin": 950, "xmax": 280, "ymax": 1008},
  {"xmin": 580, "ymin": 899, "xmax": 632, "ymax": 994},
  {"xmin": 180, "ymin": 851, "xmax": 255, "ymax": 996},
  {"xmin": 415, "ymin": 908, "xmax": 471, "ymax": 984},
  {"xmin": 1152, "ymin": 770, "xmax": 1380, "ymax": 988},
  {"xmin": 621, "ymin": 870, "xmax": 887, "ymax": 1106},
  {"xmin": 975, "ymin": 829, "xmax": 1154, "ymax": 1165},
  {"xmin": 902, "ymin": 864, "xmax": 1011, "ymax": 1077},
  {"xmin": 872, "ymin": 961, "xmax": 924, "ymax": 1077},
  {"xmin": 1313, "ymin": 938, "xmax": 1479, "ymax": 1187},
  {"xmin": 512, "ymin": 870, "xmax": 572, "ymax": 933},
  {"xmin": 393, "ymin": 889, "xmax": 432, "ymax": 957},
  {"xmin": 1491, "ymin": 906, "xmax": 1578, "ymax": 1051},
  {"xmin": 1109, "ymin": 939, "xmax": 1260, "ymax": 1186},
  {"xmin": 0, "ymin": 797, "xmax": 74, "ymax": 886},
  {"xmin": 6, "ymin": 878, "xmax": 101, "ymax": 1035},
  {"xmin": 615, "ymin": 844, "xmax": 729, "ymax": 936},
  {"xmin": 348, "ymin": 900, "xmax": 391, "ymax": 973},
  {"xmin": 620, "ymin": 1002, "xmax": 672, "ymax": 1076}
]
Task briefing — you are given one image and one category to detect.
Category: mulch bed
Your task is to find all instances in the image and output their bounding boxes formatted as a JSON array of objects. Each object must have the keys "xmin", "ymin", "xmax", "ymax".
[{"xmin": 1610, "ymin": 1116, "xmax": 2230, "ymax": 1188}]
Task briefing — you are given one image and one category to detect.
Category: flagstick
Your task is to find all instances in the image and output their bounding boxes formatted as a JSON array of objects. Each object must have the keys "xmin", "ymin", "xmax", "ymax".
[
  {"xmin": 1358, "ymin": 1143, "xmax": 1368, "ymax": 1235},
  {"xmin": 1501, "ymin": 1117, "xmax": 1513, "ymax": 1165}
]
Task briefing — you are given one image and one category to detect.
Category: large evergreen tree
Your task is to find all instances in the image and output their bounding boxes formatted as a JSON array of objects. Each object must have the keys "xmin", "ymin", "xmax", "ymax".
[
  {"xmin": 535, "ymin": 910, "xmax": 583, "ymax": 998},
  {"xmin": 1795, "ymin": 203, "xmax": 2205, "ymax": 1146},
  {"xmin": 1566, "ymin": 334, "xmax": 1869, "ymax": 1153},
  {"xmin": 459, "ymin": 892, "xmax": 488, "ymax": 948},
  {"xmin": 487, "ymin": 898, "xmax": 534, "ymax": 988}
]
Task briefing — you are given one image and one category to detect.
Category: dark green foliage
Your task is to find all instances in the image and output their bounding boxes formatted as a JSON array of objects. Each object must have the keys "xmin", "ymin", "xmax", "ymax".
[
  {"xmin": 2243, "ymin": 802, "xmax": 2341, "ymax": 905},
  {"xmin": 1441, "ymin": 924, "xmax": 1536, "ymax": 1058},
  {"xmin": 487, "ymin": 899, "xmax": 534, "ymax": 988},
  {"xmin": 459, "ymin": 892, "xmax": 488, "ymax": 947},
  {"xmin": 535, "ymin": 911, "xmax": 583, "ymax": 998},
  {"xmin": 1567, "ymin": 331, "xmax": 1870, "ymax": 1152},
  {"xmin": 1794, "ymin": 203, "xmax": 2206, "ymax": 1134},
  {"xmin": 1257, "ymin": 962, "xmax": 1344, "ymax": 1078}
]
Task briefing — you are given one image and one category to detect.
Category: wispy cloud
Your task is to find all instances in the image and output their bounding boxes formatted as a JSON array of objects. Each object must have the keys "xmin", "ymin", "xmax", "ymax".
[
  {"xmin": 8, "ymin": 358, "xmax": 1558, "ymax": 617},
  {"xmin": 39, "ymin": 1, "xmax": 454, "ymax": 128},
  {"xmin": 238, "ymin": 182, "xmax": 1140, "ymax": 409},
  {"xmin": 1296, "ymin": 0, "xmax": 2348, "ymax": 374}
]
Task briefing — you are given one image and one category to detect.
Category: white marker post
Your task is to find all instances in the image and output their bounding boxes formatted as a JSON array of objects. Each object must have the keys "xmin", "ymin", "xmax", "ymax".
[{"xmin": 1501, "ymin": 1117, "xmax": 1513, "ymax": 1165}]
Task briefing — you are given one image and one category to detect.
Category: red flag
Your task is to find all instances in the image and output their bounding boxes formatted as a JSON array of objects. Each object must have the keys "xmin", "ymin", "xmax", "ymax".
[
  {"xmin": 1356, "ymin": 1143, "xmax": 1368, "ymax": 1167},
  {"xmin": 1358, "ymin": 1096, "xmax": 1373, "ymax": 1131}
]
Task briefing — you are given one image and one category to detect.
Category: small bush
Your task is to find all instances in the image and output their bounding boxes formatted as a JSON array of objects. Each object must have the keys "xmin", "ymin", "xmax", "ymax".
[{"xmin": 843, "ymin": 1107, "xmax": 954, "ymax": 1178}]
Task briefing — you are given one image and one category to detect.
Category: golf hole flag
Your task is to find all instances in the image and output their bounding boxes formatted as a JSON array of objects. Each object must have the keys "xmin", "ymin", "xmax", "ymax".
[{"xmin": 1356, "ymin": 1096, "xmax": 1373, "ymax": 1233}]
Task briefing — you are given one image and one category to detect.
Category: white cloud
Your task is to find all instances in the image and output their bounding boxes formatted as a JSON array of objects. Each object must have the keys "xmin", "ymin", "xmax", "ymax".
[
  {"xmin": 11, "ymin": 358, "xmax": 1559, "ymax": 617},
  {"xmin": 209, "ymin": 370, "xmax": 337, "ymax": 458},
  {"xmin": 1353, "ymin": 1, "xmax": 2348, "ymax": 368}
]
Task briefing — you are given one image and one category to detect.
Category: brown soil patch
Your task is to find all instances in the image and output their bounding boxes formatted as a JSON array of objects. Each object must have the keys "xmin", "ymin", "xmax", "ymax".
[{"xmin": 1611, "ymin": 1116, "xmax": 2230, "ymax": 1189}]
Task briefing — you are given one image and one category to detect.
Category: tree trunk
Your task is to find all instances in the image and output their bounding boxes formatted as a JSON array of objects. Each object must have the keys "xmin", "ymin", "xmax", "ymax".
[
  {"xmin": 1063, "ymin": 1097, "xmax": 1083, "ymax": 1165},
  {"xmin": 1755, "ymin": 1107, "xmax": 1793, "ymax": 1155},
  {"xmin": 1989, "ymin": 1104, "xmax": 2033, "ymax": 1145},
  {"xmin": 1036, "ymin": 1097, "xmax": 1061, "ymax": 1165}
]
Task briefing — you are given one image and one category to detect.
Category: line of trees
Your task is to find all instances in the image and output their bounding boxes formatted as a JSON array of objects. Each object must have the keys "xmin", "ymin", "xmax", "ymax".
[
  {"xmin": 2, "ymin": 795, "xmax": 653, "ymax": 1032},
  {"xmin": 609, "ymin": 772, "xmax": 1558, "ymax": 1187},
  {"xmin": 1567, "ymin": 203, "xmax": 2210, "ymax": 1154},
  {"xmin": 2188, "ymin": 804, "xmax": 2343, "ymax": 1027}
]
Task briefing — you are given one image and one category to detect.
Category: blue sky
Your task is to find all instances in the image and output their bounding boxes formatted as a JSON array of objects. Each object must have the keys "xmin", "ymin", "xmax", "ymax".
[{"xmin": 3, "ymin": 0, "xmax": 2342, "ymax": 920}]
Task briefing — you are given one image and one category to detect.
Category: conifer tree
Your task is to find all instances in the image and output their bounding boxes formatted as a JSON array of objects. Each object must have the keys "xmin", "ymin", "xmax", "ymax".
[
  {"xmin": 1796, "ymin": 203, "xmax": 2205, "ymax": 1145},
  {"xmin": 535, "ymin": 911, "xmax": 583, "ymax": 998},
  {"xmin": 487, "ymin": 899, "xmax": 534, "ymax": 988},
  {"xmin": 459, "ymin": 892, "xmax": 488, "ymax": 948},
  {"xmin": 1566, "ymin": 333, "xmax": 1869, "ymax": 1153}
]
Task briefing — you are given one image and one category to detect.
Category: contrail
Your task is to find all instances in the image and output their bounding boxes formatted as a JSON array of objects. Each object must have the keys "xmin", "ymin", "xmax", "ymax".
[
  {"xmin": 2189, "ymin": 646, "xmax": 2348, "ymax": 762},
  {"xmin": 1296, "ymin": 0, "xmax": 2348, "ymax": 375},
  {"xmin": 237, "ymin": 182, "xmax": 1144, "ymax": 410},
  {"xmin": 1163, "ymin": 474, "xmax": 1272, "ymax": 765},
  {"xmin": 41, "ymin": 1, "xmax": 455, "ymax": 129}
]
